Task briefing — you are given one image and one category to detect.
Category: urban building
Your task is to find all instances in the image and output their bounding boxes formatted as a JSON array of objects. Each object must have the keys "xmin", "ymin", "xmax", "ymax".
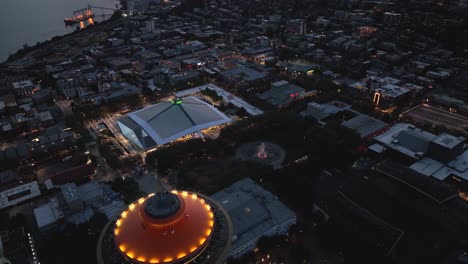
[
  {"xmin": 372, "ymin": 84, "xmax": 410, "ymax": 108},
  {"xmin": 11, "ymin": 80, "xmax": 37, "ymax": 97},
  {"xmin": 258, "ymin": 80, "xmax": 310, "ymax": 107},
  {"xmin": 286, "ymin": 19, "xmax": 307, "ymax": 35},
  {"xmin": 34, "ymin": 182, "xmax": 125, "ymax": 231},
  {"xmin": 33, "ymin": 197, "xmax": 64, "ymax": 231},
  {"xmin": 219, "ymin": 67, "xmax": 268, "ymax": 90},
  {"xmin": 118, "ymin": 97, "xmax": 232, "ymax": 149},
  {"xmin": 211, "ymin": 178, "xmax": 296, "ymax": 258},
  {"xmin": 371, "ymin": 123, "xmax": 468, "ymax": 181},
  {"xmin": 341, "ymin": 114, "xmax": 387, "ymax": 139},
  {"xmin": 383, "ymin": 12, "xmax": 401, "ymax": 26},
  {"xmin": 301, "ymin": 100, "xmax": 352, "ymax": 124},
  {"xmin": 0, "ymin": 181, "xmax": 41, "ymax": 210}
]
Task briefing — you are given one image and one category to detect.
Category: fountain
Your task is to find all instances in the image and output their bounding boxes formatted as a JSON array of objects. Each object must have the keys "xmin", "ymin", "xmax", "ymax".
[
  {"xmin": 257, "ymin": 142, "xmax": 268, "ymax": 159},
  {"xmin": 236, "ymin": 141, "xmax": 286, "ymax": 169}
]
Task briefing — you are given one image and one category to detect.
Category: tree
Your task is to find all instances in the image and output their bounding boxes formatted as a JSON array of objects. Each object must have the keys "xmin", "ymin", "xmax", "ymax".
[
  {"xmin": 111, "ymin": 177, "xmax": 142, "ymax": 203},
  {"xmin": 291, "ymin": 243, "xmax": 310, "ymax": 263}
]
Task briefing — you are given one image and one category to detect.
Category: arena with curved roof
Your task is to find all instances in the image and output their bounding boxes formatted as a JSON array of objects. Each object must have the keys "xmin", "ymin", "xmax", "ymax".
[{"xmin": 117, "ymin": 97, "xmax": 232, "ymax": 149}]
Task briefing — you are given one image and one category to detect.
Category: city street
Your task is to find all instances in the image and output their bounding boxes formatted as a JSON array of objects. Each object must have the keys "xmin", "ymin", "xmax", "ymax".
[{"xmin": 404, "ymin": 104, "xmax": 468, "ymax": 134}]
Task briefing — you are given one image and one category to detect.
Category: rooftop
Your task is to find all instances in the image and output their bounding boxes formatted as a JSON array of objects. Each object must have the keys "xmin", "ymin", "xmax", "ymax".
[
  {"xmin": 60, "ymin": 183, "xmax": 81, "ymax": 204},
  {"xmin": 432, "ymin": 133, "xmax": 465, "ymax": 149},
  {"xmin": 118, "ymin": 96, "xmax": 231, "ymax": 148},
  {"xmin": 376, "ymin": 84, "xmax": 410, "ymax": 98},
  {"xmin": 220, "ymin": 67, "xmax": 267, "ymax": 82},
  {"xmin": 12, "ymin": 80, "xmax": 34, "ymax": 89},
  {"xmin": 33, "ymin": 197, "xmax": 64, "ymax": 230},
  {"xmin": 211, "ymin": 178, "xmax": 296, "ymax": 256},
  {"xmin": 258, "ymin": 81, "xmax": 306, "ymax": 106},
  {"xmin": 113, "ymin": 191, "xmax": 215, "ymax": 263},
  {"xmin": 374, "ymin": 123, "xmax": 436, "ymax": 159},
  {"xmin": 0, "ymin": 181, "xmax": 41, "ymax": 209},
  {"xmin": 301, "ymin": 100, "xmax": 352, "ymax": 123},
  {"xmin": 341, "ymin": 114, "xmax": 387, "ymax": 138}
]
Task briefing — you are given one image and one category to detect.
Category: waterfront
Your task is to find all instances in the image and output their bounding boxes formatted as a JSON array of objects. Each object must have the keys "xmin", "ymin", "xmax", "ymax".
[{"xmin": 0, "ymin": 0, "xmax": 119, "ymax": 63}]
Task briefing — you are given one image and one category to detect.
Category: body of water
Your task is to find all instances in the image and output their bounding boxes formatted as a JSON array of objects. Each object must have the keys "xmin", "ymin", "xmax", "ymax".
[{"xmin": 0, "ymin": 0, "xmax": 119, "ymax": 63}]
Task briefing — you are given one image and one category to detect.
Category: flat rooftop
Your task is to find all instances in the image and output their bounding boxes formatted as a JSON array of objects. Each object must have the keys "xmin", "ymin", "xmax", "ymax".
[
  {"xmin": 211, "ymin": 178, "xmax": 296, "ymax": 256},
  {"xmin": 431, "ymin": 133, "xmax": 465, "ymax": 149},
  {"xmin": 33, "ymin": 197, "xmax": 64, "ymax": 229},
  {"xmin": 376, "ymin": 84, "xmax": 410, "ymax": 98},
  {"xmin": 220, "ymin": 66, "xmax": 267, "ymax": 81},
  {"xmin": 302, "ymin": 100, "xmax": 351, "ymax": 121},
  {"xmin": 342, "ymin": 114, "xmax": 387, "ymax": 138},
  {"xmin": 0, "ymin": 181, "xmax": 41, "ymax": 209},
  {"xmin": 374, "ymin": 123, "xmax": 436, "ymax": 159},
  {"xmin": 258, "ymin": 82, "xmax": 306, "ymax": 106}
]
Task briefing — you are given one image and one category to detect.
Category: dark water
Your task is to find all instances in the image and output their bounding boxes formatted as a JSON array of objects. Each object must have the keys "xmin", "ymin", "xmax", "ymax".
[{"xmin": 0, "ymin": 0, "xmax": 119, "ymax": 62}]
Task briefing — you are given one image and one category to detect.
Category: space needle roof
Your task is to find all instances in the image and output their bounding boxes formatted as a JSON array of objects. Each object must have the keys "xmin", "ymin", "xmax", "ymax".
[{"xmin": 113, "ymin": 191, "xmax": 215, "ymax": 264}]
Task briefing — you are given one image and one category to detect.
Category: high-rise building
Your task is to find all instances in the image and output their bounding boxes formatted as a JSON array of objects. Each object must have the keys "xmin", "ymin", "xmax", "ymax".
[
  {"xmin": 286, "ymin": 19, "xmax": 307, "ymax": 35},
  {"xmin": 97, "ymin": 190, "xmax": 232, "ymax": 264},
  {"xmin": 383, "ymin": 12, "xmax": 401, "ymax": 26},
  {"xmin": 127, "ymin": 0, "xmax": 148, "ymax": 15},
  {"xmin": 145, "ymin": 20, "xmax": 155, "ymax": 33}
]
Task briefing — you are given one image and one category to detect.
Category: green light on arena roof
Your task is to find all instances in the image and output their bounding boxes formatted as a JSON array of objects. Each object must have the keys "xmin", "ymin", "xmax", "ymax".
[{"xmin": 170, "ymin": 98, "xmax": 183, "ymax": 105}]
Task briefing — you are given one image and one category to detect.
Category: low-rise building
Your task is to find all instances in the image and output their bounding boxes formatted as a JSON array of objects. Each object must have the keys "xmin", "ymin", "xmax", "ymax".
[
  {"xmin": 0, "ymin": 181, "xmax": 41, "ymax": 210},
  {"xmin": 211, "ymin": 178, "xmax": 296, "ymax": 258},
  {"xmin": 341, "ymin": 114, "xmax": 387, "ymax": 139},
  {"xmin": 33, "ymin": 197, "xmax": 64, "ymax": 231},
  {"xmin": 371, "ymin": 123, "xmax": 468, "ymax": 181},
  {"xmin": 11, "ymin": 80, "xmax": 37, "ymax": 97},
  {"xmin": 220, "ymin": 66, "xmax": 268, "ymax": 90},
  {"xmin": 258, "ymin": 80, "xmax": 311, "ymax": 107}
]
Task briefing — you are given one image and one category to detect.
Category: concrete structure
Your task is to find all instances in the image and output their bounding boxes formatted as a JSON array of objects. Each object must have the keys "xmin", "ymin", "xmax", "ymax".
[
  {"xmin": 145, "ymin": 20, "xmax": 156, "ymax": 33},
  {"xmin": 0, "ymin": 181, "xmax": 41, "ymax": 209},
  {"xmin": 11, "ymin": 80, "xmax": 36, "ymax": 97},
  {"xmin": 33, "ymin": 197, "xmax": 64, "ymax": 230},
  {"xmin": 211, "ymin": 178, "xmax": 296, "ymax": 258},
  {"xmin": 258, "ymin": 81, "xmax": 310, "ymax": 107},
  {"xmin": 61, "ymin": 183, "xmax": 84, "ymax": 212},
  {"xmin": 384, "ymin": 12, "xmax": 401, "ymax": 26},
  {"xmin": 286, "ymin": 19, "xmax": 307, "ymax": 35},
  {"xmin": 220, "ymin": 67, "xmax": 268, "ymax": 90},
  {"xmin": 118, "ymin": 96, "xmax": 231, "ymax": 149},
  {"xmin": 98, "ymin": 200, "xmax": 126, "ymax": 220},
  {"xmin": 373, "ymin": 123, "xmax": 468, "ymax": 181},
  {"xmin": 301, "ymin": 101, "xmax": 352, "ymax": 124},
  {"xmin": 373, "ymin": 123, "xmax": 437, "ymax": 159},
  {"xmin": 372, "ymin": 84, "xmax": 410, "ymax": 108},
  {"xmin": 341, "ymin": 114, "xmax": 387, "ymax": 138}
]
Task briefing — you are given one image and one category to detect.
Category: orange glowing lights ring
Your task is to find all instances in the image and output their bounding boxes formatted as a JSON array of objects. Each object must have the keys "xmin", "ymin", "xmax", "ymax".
[{"xmin": 113, "ymin": 191, "xmax": 215, "ymax": 264}]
